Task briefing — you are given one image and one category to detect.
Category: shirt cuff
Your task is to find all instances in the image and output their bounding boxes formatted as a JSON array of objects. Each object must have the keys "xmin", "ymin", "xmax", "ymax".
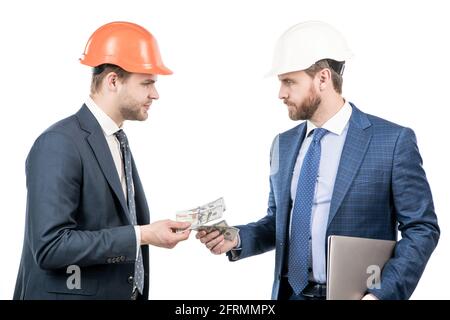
[
  {"xmin": 134, "ymin": 226, "xmax": 141, "ymax": 261},
  {"xmin": 235, "ymin": 233, "xmax": 241, "ymax": 249},
  {"xmin": 229, "ymin": 234, "xmax": 242, "ymax": 260}
]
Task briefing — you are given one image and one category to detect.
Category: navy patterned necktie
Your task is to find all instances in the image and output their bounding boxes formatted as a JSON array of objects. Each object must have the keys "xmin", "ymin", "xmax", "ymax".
[
  {"xmin": 288, "ymin": 128, "xmax": 328, "ymax": 295},
  {"xmin": 114, "ymin": 129, "xmax": 144, "ymax": 294}
]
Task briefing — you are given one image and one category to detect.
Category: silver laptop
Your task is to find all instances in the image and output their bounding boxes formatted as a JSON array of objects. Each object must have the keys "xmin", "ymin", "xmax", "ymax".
[{"xmin": 326, "ymin": 235, "xmax": 396, "ymax": 300}]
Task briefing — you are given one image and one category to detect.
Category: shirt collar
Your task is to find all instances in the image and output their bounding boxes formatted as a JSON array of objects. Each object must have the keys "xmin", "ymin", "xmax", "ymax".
[
  {"xmin": 305, "ymin": 100, "xmax": 352, "ymax": 137},
  {"xmin": 85, "ymin": 96, "xmax": 122, "ymax": 136}
]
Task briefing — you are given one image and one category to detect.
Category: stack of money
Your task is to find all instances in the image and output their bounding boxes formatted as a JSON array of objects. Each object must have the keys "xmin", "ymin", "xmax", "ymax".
[
  {"xmin": 175, "ymin": 197, "xmax": 225, "ymax": 228},
  {"xmin": 175, "ymin": 197, "xmax": 239, "ymax": 241},
  {"xmin": 194, "ymin": 220, "xmax": 240, "ymax": 241}
]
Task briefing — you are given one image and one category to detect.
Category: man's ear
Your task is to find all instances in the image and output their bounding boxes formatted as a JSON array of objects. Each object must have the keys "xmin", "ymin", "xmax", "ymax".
[
  {"xmin": 105, "ymin": 72, "xmax": 119, "ymax": 92},
  {"xmin": 319, "ymin": 68, "xmax": 332, "ymax": 90}
]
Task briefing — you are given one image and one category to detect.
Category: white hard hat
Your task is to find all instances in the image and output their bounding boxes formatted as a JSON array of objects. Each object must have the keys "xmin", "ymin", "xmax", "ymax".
[{"xmin": 266, "ymin": 21, "xmax": 353, "ymax": 77}]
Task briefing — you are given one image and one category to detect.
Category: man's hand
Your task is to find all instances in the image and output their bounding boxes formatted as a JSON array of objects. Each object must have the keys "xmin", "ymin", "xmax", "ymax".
[
  {"xmin": 140, "ymin": 219, "xmax": 191, "ymax": 248},
  {"xmin": 196, "ymin": 229, "xmax": 238, "ymax": 255}
]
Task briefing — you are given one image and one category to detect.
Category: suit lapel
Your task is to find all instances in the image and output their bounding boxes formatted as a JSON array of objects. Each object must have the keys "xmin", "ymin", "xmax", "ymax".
[
  {"xmin": 327, "ymin": 104, "xmax": 373, "ymax": 227},
  {"xmin": 131, "ymin": 154, "xmax": 150, "ymax": 225},
  {"xmin": 76, "ymin": 105, "xmax": 131, "ymax": 224}
]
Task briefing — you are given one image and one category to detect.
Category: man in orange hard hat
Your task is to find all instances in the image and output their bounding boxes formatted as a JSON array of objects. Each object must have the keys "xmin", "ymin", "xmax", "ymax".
[{"xmin": 13, "ymin": 21, "xmax": 190, "ymax": 300}]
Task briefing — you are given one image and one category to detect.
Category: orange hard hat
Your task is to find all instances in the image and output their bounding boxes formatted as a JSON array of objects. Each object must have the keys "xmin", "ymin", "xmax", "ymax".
[{"xmin": 80, "ymin": 21, "xmax": 172, "ymax": 75}]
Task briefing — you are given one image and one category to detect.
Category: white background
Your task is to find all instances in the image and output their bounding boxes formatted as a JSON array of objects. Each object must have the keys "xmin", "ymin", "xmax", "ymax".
[{"xmin": 0, "ymin": 0, "xmax": 448, "ymax": 300}]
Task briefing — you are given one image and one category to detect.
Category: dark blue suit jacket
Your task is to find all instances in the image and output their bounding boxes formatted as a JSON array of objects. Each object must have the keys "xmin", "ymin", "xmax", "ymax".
[
  {"xmin": 14, "ymin": 105, "xmax": 150, "ymax": 299},
  {"xmin": 229, "ymin": 103, "xmax": 439, "ymax": 300}
]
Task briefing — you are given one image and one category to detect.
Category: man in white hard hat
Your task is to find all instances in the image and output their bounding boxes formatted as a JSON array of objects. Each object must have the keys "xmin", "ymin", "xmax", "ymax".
[{"xmin": 196, "ymin": 21, "xmax": 439, "ymax": 300}]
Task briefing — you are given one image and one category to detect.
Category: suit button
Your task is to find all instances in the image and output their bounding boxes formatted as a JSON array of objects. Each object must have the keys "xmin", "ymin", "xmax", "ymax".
[
  {"xmin": 308, "ymin": 267, "xmax": 312, "ymax": 272},
  {"xmin": 128, "ymin": 276, "xmax": 134, "ymax": 284}
]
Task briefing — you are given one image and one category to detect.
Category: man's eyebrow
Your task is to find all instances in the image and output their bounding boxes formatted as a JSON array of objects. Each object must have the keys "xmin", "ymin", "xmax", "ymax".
[{"xmin": 142, "ymin": 79, "xmax": 156, "ymax": 84}]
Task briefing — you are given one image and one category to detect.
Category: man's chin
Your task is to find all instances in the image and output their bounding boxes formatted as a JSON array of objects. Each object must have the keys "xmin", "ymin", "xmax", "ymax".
[
  {"xmin": 138, "ymin": 114, "xmax": 149, "ymax": 121},
  {"xmin": 125, "ymin": 113, "xmax": 148, "ymax": 121},
  {"xmin": 288, "ymin": 111, "xmax": 305, "ymax": 121}
]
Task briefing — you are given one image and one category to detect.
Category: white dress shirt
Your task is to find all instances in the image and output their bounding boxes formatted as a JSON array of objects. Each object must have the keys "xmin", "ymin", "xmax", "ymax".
[
  {"xmin": 289, "ymin": 100, "xmax": 352, "ymax": 283},
  {"xmin": 85, "ymin": 97, "xmax": 141, "ymax": 260}
]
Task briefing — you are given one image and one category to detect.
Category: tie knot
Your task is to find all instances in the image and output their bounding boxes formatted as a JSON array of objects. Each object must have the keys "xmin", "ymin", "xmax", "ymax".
[
  {"xmin": 114, "ymin": 129, "xmax": 128, "ymax": 145},
  {"xmin": 312, "ymin": 128, "xmax": 328, "ymax": 143}
]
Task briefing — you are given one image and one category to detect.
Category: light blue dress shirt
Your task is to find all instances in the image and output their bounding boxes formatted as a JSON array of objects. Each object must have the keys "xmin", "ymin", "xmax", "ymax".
[{"xmin": 289, "ymin": 101, "xmax": 352, "ymax": 283}]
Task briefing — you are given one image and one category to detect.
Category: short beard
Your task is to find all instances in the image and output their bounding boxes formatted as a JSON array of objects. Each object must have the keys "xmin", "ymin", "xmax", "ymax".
[
  {"xmin": 118, "ymin": 94, "xmax": 148, "ymax": 121},
  {"xmin": 119, "ymin": 104, "xmax": 146, "ymax": 121},
  {"xmin": 287, "ymin": 87, "xmax": 321, "ymax": 121}
]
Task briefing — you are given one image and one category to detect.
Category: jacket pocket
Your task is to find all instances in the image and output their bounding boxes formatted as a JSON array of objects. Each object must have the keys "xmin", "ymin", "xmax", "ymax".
[
  {"xmin": 352, "ymin": 168, "xmax": 389, "ymax": 186},
  {"xmin": 45, "ymin": 274, "xmax": 98, "ymax": 296}
]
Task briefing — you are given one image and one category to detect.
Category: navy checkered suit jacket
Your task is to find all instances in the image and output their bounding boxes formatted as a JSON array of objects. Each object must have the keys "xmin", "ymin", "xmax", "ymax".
[{"xmin": 229, "ymin": 103, "xmax": 439, "ymax": 300}]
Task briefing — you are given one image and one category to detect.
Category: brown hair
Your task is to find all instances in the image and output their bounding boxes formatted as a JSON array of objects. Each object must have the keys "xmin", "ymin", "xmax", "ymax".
[
  {"xmin": 90, "ymin": 64, "xmax": 132, "ymax": 94},
  {"xmin": 304, "ymin": 59, "xmax": 344, "ymax": 94}
]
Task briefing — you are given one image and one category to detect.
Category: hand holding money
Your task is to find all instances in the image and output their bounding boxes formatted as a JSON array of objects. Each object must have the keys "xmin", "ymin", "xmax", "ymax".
[
  {"xmin": 139, "ymin": 219, "xmax": 191, "ymax": 248},
  {"xmin": 175, "ymin": 198, "xmax": 240, "ymax": 251},
  {"xmin": 196, "ymin": 227, "xmax": 239, "ymax": 255},
  {"xmin": 194, "ymin": 220, "xmax": 239, "ymax": 241}
]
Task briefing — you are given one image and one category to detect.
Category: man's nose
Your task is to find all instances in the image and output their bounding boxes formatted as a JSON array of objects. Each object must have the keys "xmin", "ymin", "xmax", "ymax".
[
  {"xmin": 149, "ymin": 87, "xmax": 159, "ymax": 100},
  {"xmin": 279, "ymin": 86, "xmax": 288, "ymax": 100}
]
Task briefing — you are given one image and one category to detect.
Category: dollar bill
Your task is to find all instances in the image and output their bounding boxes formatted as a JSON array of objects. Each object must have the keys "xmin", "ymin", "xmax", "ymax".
[
  {"xmin": 175, "ymin": 198, "xmax": 238, "ymax": 239},
  {"xmin": 196, "ymin": 197, "xmax": 225, "ymax": 225},
  {"xmin": 193, "ymin": 220, "xmax": 227, "ymax": 231},
  {"xmin": 194, "ymin": 220, "xmax": 239, "ymax": 241},
  {"xmin": 176, "ymin": 197, "xmax": 225, "ymax": 228},
  {"xmin": 175, "ymin": 212, "xmax": 199, "ymax": 225}
]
